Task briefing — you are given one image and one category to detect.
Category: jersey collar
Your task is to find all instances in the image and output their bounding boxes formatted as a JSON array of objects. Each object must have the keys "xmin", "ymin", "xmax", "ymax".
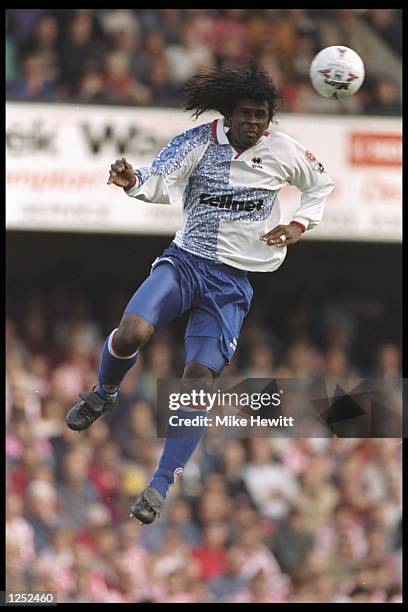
[{"xmin": 214, "ymin": 117, "xmax": 231, "ymax": 144}]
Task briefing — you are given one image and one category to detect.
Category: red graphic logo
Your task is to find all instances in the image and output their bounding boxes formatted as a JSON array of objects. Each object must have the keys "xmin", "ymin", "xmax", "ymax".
[
  {"xmin": 337, "ymin": 47, "xmax": 347, "ymax": 57},
  {"xmin": 173, "ymin": 467, "xmax": 184, "ymax": 482},
  {"xmin": 305, "ymin": 150, "xmax": 317, "ymax": 163},
  {"xmin": 347, "ymin": 72, "xmax": 359, "ymax": 82},
  {"xmin": 319, "ymin": 68, "xmax": 331, "ymax": 77}
]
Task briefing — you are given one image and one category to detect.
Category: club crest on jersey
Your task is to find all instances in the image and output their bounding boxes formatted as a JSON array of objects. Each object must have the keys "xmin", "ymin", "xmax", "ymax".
[
  {"xmin": 251, "ymin": 157, "xmax": 263, "ymax": 169},
  {"xmin": 305, "ymin": 150, "xmax": 317, "ymax": 163}
]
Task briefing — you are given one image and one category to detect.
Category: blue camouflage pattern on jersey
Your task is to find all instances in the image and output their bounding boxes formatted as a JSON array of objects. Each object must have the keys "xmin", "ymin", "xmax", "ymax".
[
  {"xmin": 179, "ymin": 141, "xmax": 277, "ymax": 259},
  {"xmin": 137, "ymin": 123, "xmax": 278, "ymax": 262}
]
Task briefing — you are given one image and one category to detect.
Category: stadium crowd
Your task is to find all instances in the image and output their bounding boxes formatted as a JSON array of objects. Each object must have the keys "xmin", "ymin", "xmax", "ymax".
[
  {"xmin": 6, "ymin": 8, "xmax": 402, "ymax": 116},
  {"xmin": 6, "ymin": 287, "xmax": 402, "ymax": 603}
]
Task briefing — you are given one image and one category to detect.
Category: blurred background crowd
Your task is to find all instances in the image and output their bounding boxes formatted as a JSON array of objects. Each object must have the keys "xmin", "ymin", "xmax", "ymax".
[
  {"xmin": 6, "ymin": 280, "xmax": 402, "ymax": 602},
  {"xmin": 6, "ymin": 8, "xmax": 402, "ymax": 115}
]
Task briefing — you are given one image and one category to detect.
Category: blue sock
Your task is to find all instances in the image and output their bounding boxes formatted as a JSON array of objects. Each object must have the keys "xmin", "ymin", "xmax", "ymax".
[
  {"xmin": 97, "ymin": 329, "xmax": 138, "ymax": 397},
  {"xmin": 148, "ymin": 409, "xmax": 206, "ymax": 498}
]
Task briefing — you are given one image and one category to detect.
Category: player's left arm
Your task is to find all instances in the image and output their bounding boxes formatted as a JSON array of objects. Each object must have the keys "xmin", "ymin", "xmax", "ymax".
[
  {"xmin": 109, "ymin": 126, "xmax": 210, "ymax": 206},
  {"xmin": 261, "ymin": 140, "xmax": 334, "ymax": 247}
]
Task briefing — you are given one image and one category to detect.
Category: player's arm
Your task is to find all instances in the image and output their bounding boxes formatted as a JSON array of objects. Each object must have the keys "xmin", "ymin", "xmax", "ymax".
[
  {"xmin": 261, "ymin": 139, "xmax": 334, "ymax": 247},
  {"xmin": 107, "ymin": 127, "xmax": 209, "ymax": 205},
  {"xmin": 107, "ymin": 157, "xmax": 171, "ymax": 204}
]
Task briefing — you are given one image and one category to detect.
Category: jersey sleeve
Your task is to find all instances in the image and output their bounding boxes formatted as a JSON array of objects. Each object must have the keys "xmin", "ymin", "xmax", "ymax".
[
  {"xmin": 124, "ymin": 124, "xmax": 210, "ymax": 205},
  {"xmin": 286, "ymin": 138, "xmax": 334, "ymax": 231}
]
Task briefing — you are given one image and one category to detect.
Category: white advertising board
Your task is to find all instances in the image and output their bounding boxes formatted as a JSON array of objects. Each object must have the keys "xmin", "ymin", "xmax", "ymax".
[{"xmin": 6, "ymin": 102, "xmax": 401, "ymax": 241}]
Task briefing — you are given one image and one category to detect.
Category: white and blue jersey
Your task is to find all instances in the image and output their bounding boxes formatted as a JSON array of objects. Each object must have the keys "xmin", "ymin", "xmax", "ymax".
[{"xmin": 125, "ymin": 117, "xmax": 334, "ymax": 272}]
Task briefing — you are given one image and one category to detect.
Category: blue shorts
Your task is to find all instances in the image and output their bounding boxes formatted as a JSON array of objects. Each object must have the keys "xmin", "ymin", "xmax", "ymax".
[{"xmin": 124, "ymin": 242, "xmax": 253, "ymax": 375}]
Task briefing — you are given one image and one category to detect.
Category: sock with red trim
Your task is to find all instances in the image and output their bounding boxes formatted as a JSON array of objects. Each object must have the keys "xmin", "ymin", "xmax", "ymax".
[
  {"xmin": 148, "ymin": 409, "xmax": 206, "ymax": 498},
  {"xmin": 97, "ymin": 328, "xmax": 138, "ymax": 397}
]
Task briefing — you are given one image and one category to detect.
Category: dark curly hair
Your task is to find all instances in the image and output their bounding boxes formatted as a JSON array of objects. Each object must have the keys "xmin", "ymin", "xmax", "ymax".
[{"xmin": 183, "ymin": 62, "xmax": 281, "ymax": 123}]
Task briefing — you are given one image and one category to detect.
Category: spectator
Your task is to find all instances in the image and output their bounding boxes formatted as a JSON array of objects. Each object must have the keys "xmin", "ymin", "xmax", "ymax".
[
  {"xmin": 363, "ymin": 77, "xmax": 401, "ymax": 115},
  {"xmin": 165, "ymin": 21, "xmax": 215, "ymax": 86},
  {"xmin": 209, "ymin": 545, "xmax": 248, "ymax": 601},
  {"xmin": 219, "ymin": 440, "xmax": 251, "ymax": 500},
  {"xmin": 58, "ymin": 10, "xmax": 105, "ymax": 97},
  {"xmin": 7, "ymin": 53, "xmax": 56, "ymax": 101},
  {"xmin": 7, "ymin": 9, "xmax": 46, "ymax": 44},
  {"xmin": 159, "ymin": 9, "xmax": 185, "ymax": 45},
  {"xmin": 25, "ymin": 480, "xmax": 62, "ymax": 551},
  {"xmin": 294, "ymin": 454, "xmax": 339, "ymax": 531},
  {"xmin": 150, "ymin": 529, "xmax": 197, "ymax": 584},
  {"xmin": 141, "ymin": 497, "xmax": 201, "ymax": 552},
  {"xmin": 6, "ymin": 493, "xmax": 36, "ymax": 573},
  {"xmin": 89, "ymin": 441, "xmax": 122, "ymax": 516},
  {"xmin": 376, "ymin": 343, "xmax": 401, "ymax": 378},
  {"xmin": 137, "ymin": 341, "xmax": 174, "ymax": 404},
  {"xmin": 111, "ymin": 399, "xmax": 155, "ymax": 460},
  {"xmin": 237, "ymin": 524, "xmax": 287, "ymax": 582},
  {"xmin": 98, "ymin": 8, "xmax": 141, "ymax": 45},
  {"xmin": 192, "ymin": 522, "xmax": 228, "ymax": 581},
  {"xmin": 146, "ymin": 57, "xmax": 182, "ymax": 107},
  {"xmin": 364, "ymin": 9, "xmax": 402, "ymax": 55},
  {"xmin": 75, "ymin": 503, "xmax": 112, "ymax": 551},
  {"xmin": 35, "ymin": 526, "xmax": 75, "ymax": 581},
  {"xmin": 243, "ymin": 438, "xmax": 299, "ymax": 520},
  {"xmin": 271, "ymin": 507, "xmax": 314, "ymax": 575},
  {"xmin": 104, "ymin": 51, "xmax": 152, "ymax": 106},
  {"xmin": 133, "ymin": 29, "xmax": 167, "ymax": 84},
  {"xmin": 18, "ymin": 14, "xmax": 60, "ymax": 83},
  {"xmin": 212, "ymin": 9, "xmax": 250, "ymax": 67},
  {"xmin": 77, "ymin": 69, "xmax": 107, "ymax": 103},
  {"xmin": 230, "ymin": 568, "xmax": 286, "ymax": 603},
  {"xmin": 57, "ymin": 448, "xmax": 100, "ymax": 528}
]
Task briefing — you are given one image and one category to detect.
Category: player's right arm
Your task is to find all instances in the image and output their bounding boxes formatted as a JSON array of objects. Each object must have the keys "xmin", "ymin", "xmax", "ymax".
[{"xmin": 107, "ymin": 125, "xmax": 210, "ymax": 205}]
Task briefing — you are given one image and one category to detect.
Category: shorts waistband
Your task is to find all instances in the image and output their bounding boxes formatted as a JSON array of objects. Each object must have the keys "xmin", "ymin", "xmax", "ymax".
[{"xmin": 171, "ymin": 243, "xmax": 248, "ymax": 278}]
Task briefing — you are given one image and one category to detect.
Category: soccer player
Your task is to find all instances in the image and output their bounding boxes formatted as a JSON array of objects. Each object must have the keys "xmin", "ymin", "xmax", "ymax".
[{"xmin": 66, "ymin": 64, "xmax": 333, "ymax": 524}]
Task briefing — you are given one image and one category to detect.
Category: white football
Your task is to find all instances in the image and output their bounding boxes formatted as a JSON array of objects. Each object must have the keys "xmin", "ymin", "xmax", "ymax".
[{"xmin": 309, "ymin": 46, "xmax": 365, "ymax": 100}]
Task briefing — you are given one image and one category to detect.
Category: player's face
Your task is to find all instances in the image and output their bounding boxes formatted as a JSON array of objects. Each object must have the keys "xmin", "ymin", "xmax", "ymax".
[{"xmin": 228, "ymin": 99, "xmax": 270, "ymax": 149}]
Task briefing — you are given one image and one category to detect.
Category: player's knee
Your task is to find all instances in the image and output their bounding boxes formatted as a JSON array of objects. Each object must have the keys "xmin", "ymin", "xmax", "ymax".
[
  {"xmin": 183, "ymin": 362, "xmax": 216, "ymax": 379},
  {"xmin": 181, "ymin": 363, "xmax": 217, "ymax": 395},
  {"xmin": 115, "ymin": 314, "xmax": 154, "ymax": 355}
]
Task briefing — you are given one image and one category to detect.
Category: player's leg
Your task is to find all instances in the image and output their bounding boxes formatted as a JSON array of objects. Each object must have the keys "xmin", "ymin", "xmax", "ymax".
[
  {"xmin": 130, "ymin": 359, "xmax": 219, "ymax": 524},
  {"xmin": 97, "ymin": 260, "xmax": 185, "ymax": 394},
  {"xmin": 129, "ymin": 259, "xmax": 253, "ymax": 524},
  {"xmin": 97, "ymin": 314, "xmax": 153, "ymax": 394},
  {"xmin": 65, "ymin": 263, "xmax": 185, "ymax": 431}
]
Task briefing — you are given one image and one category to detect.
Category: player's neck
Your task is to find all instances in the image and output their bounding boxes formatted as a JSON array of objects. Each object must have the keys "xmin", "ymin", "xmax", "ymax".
[{"xmin": 227, "ymin": 132, "xmax": 248, "ymax": 152}]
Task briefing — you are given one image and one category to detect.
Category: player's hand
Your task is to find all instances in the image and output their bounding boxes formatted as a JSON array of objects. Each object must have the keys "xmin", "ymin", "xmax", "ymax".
[
  {"xmin": 260, "ymin": 223, "xmax": 303, "ymax": 247},
  {"xmin": 107, "ymin": 158, "xmax": 136, "ymax": 189}
]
